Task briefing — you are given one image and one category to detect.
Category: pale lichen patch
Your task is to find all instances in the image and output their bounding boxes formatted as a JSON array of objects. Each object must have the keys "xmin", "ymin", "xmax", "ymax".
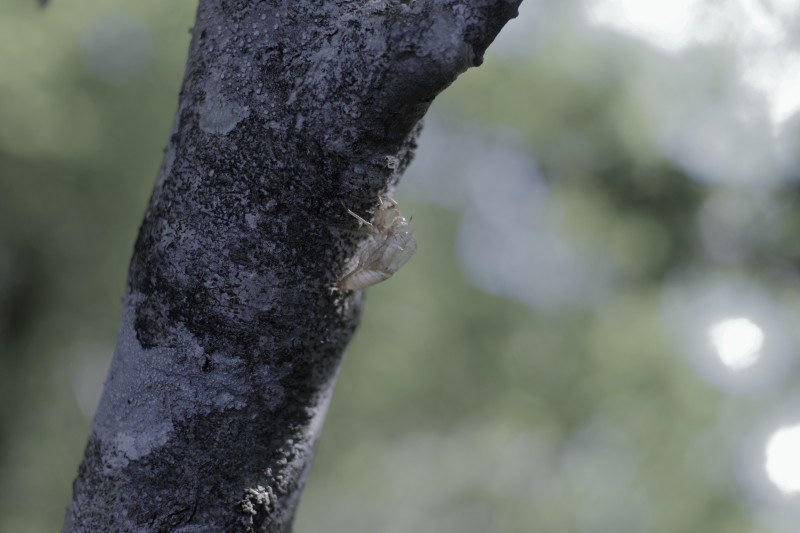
[
  {"xmin": 199, "ymin": 72, "xmax": 250, "ymax": 135},
  {"xmin": 104, "ymin": 421, "xmax": 174, "ymax": 472}
]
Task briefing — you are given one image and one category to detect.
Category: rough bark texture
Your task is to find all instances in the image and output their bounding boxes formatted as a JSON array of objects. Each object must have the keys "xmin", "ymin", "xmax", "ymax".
[{"xmin": 64, "ymin": 1, "xmax": 521, "ymax": 531}]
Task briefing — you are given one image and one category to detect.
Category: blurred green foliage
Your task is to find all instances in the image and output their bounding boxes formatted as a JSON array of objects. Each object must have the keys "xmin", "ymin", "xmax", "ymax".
[{"xmin": 2, "ymin": 1, "xmax": 798, "ymax": 532}]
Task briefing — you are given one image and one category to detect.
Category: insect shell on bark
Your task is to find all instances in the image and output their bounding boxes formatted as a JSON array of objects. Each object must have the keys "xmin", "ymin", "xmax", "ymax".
[{"xmin": 336, "ymin": 195, "xmax": 417, "ymax": 291}]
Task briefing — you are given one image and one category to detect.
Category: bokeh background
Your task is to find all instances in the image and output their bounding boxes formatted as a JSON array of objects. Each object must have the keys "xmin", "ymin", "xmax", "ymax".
[{"xmin": 3, "ymin": 1, "xmax": 800, "ymax": 531}]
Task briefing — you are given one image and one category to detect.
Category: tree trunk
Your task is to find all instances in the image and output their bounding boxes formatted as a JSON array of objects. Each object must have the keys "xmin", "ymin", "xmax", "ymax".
[{"xmin": 64, "ymin": 1, "xmax": 521, "ymax": 531}]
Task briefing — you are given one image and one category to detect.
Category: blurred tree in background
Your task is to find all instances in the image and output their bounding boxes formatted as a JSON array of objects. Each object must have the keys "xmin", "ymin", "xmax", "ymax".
[{"xmin": 3, "ymin": 1, "xmax": 800, "ymax": 532}]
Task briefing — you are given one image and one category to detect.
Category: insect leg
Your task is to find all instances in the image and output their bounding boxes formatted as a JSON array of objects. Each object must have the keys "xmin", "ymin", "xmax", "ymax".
[
  {"xmin": 378, "ymin": 195, "xmax": 398, "ymax": 209},
  {"xmin": 346, "ymin": 208, "xmax": 374, "ymax": 228}
]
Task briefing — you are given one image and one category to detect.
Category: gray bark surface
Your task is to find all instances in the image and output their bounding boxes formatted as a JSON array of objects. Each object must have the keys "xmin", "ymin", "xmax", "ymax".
[{"xmin": 64, "ymin": 1, "xmax": 521, "ymax": 531}]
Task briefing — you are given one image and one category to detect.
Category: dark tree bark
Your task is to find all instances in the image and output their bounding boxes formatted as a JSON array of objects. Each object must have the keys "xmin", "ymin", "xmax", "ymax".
[{"xmin": 64, "ymin": 1, "xmax": 521, "ymax": 531}]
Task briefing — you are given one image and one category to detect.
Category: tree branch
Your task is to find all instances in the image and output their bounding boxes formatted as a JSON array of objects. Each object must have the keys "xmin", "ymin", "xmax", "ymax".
[{"xmin": 64, "ymin": 1, "xmax": 521, "ymax": 531}]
